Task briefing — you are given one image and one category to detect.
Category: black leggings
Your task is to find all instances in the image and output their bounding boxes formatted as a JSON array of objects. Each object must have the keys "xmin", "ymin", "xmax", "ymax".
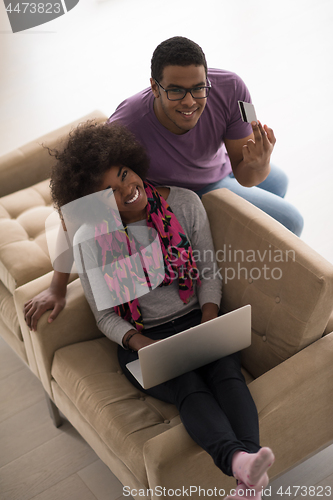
[{"xmin": 117, "ymin": 309, "xmax": 260, "ymax": 477}]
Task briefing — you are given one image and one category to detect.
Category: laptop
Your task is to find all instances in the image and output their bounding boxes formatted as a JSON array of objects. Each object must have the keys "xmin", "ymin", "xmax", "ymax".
[{"xmin": 126, "ymin": 304, "xmax": 251, "ymax": 389}]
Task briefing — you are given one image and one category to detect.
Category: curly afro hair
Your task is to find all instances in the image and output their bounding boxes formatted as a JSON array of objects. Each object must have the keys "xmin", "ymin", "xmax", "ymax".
[
  {"xmin": 151, "ymin": 36, "xmax": 207, "ymax": 82},
  {"xmin": 49, "ymin": 120, "xmax": 150, "ymax": 214}
]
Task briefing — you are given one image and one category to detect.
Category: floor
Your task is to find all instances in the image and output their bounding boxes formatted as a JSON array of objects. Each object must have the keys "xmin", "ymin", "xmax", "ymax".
[{"xmin": 0, "ymin": 0, "xmax": 333, "ymax": 498}]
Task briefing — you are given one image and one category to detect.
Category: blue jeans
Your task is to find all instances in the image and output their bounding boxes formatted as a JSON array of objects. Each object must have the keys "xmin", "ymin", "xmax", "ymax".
[
  {"xmin": 118, "ymin": 309, "xmax": 260, "ymax": 476},
  {"xmin": 195, "ymin": 165, "xmax": 304, "ymax": 237}
]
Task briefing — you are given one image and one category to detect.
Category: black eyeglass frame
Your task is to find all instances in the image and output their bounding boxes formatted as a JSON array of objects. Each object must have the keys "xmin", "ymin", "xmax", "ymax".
[{"xmin": 154, "ymin": 78, "xmax": 212, "ymax": 101}]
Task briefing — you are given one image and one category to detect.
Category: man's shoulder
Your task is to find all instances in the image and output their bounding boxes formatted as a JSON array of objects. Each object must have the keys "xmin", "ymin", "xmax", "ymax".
[
  {"xmin": 208, "ymin": 67, "xmax": 242, "ymax": 81},
  {"xmin": 205, "ymin": 68, "xmax": 251, "ymax": 120},
  {"xmin": 208, "ymin": 68, "xmax": 247, "ymax": 91}
]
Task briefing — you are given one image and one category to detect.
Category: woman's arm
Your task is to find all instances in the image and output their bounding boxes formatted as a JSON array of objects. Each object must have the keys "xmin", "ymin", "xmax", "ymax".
[
  {"xmin": 201, "ymin": 302, "xmax": 219, "ymax": 324},
  {"xmin": 75, "ymin": 228, "xmax": 160, "ymax": 349},
  {"xmin": 182, "ymin": 190, "xmax": 222, "ymax": 312},
  {"xmin": 122, "ymin": 329, "xmax": 157, "ymax": 351}
]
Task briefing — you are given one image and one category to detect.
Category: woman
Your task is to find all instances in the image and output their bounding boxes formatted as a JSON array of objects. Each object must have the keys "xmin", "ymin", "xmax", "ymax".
[{"xmin": 49, "ymin": 120, "xmax": 274, "ymax": 499}]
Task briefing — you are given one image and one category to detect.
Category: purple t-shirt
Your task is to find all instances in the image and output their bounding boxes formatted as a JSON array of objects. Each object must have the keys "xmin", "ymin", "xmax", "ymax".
[{"xmin": 108, "ymin": 68, "xmax": 253, "ymax": 191}]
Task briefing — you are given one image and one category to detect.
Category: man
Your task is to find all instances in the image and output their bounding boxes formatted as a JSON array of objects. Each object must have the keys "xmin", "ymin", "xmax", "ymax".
[
  {"xmin": 109, "ymin": 36, "xmax": 303, "ymax": 234},
  {"xmin": 24, "ymin": 36, "xmax": 303, "ymax": 330}
]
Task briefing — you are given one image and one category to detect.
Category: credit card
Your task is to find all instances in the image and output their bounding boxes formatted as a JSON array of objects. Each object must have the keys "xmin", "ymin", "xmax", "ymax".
[{"xmin": 238, "ymin": 101, "xmax": 258, "ymax": 123}]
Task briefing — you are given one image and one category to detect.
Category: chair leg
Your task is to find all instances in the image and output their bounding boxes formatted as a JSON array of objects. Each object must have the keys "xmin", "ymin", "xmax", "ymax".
[{"xmin": 44, "ymin": 391, "xmax": 62, "ymax": 428}]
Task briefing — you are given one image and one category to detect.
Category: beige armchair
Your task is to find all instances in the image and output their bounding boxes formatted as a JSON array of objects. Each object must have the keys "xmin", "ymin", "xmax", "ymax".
[
  {"xmin": 1, "ymin": 116, "xmax": 333, "ymax": 497},
  {"xmin": 0, "ymin": 111, "xmax": 107, "ymax": 370}
]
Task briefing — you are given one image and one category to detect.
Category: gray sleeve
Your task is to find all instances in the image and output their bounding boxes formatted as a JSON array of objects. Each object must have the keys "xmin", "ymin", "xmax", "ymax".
[{"xmin": 172, "ymin": 188, "xmax": 222, "ymax": 309}]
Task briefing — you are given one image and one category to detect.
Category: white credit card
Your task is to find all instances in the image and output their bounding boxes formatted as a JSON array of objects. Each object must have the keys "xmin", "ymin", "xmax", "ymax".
[{"xmin": 238, "ymin": 101, "xmax": 258, "ymax": 123}]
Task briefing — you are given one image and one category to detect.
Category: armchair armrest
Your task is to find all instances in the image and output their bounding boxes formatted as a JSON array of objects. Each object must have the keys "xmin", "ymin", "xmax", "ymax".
[
  {"xmin": 14, "ymin": 273, "xmax": 102, "ymax": 396},
  {"xmin": 144, "ymin": 424, "xmax": 235, "ymax": 497},
  {"xmin": 248, "ymin": 331, "xmax": 333, "ymax": 479},
  {"xmin": 143, "ymin": 333, "xmax": 333, "ymax": 495},
  {"xmin": 0, "ymin": 110, "xmax": 107, "ymax": 197}
]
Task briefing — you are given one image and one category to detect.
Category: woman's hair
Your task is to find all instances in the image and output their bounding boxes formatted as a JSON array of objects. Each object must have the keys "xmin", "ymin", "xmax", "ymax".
[
  {"xmin": 151, "ymin": 36, "xmax": 208, "ymax": 82},
  {"xmin": 49, "ymin": 120, "xmax": 150, "ymax": 214}
]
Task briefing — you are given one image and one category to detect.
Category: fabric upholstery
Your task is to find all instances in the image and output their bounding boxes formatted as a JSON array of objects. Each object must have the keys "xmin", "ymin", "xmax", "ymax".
[
  {"xmin": 0, "ymin": 314, "xmax": 27, "ymax": 363},
  {"xmin": 0, "ymin": 180, "xmax": 53, "ymax": 294},
  {"xmin": 0, "ymin": 280, "xmax": 21, "ymax": 339},
  {"xmin": 0, "ymin": 111, "xmax": 107, "ymax": 367},
  {"xmin": 202, "ymin": 189, "xmax": 333, "ymax": 377},
  {"xmin": 51, "ymin": 337, "xmax": 180, "ymax": 487},
  {"xmin": 0, "ymin": 110, "xmax": 107, "ymax": 198},
  {"xmin": 324, "ymin": 311, "xmax": 333, "ymax": 336}
]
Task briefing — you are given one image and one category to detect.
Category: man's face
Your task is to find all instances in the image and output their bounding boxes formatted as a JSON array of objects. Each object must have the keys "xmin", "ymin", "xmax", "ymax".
[{"xmin": 150, "ymin": 65, "xmax": 208, "ymax": 135}]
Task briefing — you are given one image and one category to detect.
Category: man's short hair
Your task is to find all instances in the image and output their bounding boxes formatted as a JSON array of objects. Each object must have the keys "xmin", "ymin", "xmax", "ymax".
[{"xmin": 151, "ymin": 36, "xmax": 208, "ymax": 82}]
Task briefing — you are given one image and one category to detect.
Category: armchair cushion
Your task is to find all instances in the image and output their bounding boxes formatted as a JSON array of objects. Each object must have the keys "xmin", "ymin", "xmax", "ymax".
[
  {"xmin": 0, "ymin": 179, "xmax": 53, "ymax": 294},
  {"xmin": 51, "ymin": 337, "xmax": 180, "ymax": 487}
]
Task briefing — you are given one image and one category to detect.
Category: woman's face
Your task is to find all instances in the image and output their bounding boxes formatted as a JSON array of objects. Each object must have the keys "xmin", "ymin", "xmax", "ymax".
[{"xmin": 99, "ymin": 166, "xmax": 148, "ymax": 224}]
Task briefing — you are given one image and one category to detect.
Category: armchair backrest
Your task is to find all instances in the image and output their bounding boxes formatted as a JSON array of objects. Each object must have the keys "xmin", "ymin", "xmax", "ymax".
[
  {"xmin": 202, "ymin": 189, "xmax": 333, "ymax": 378},
  {"xmin": 0, "ymin": 111, "xmax": 107, "ymax": 198}
]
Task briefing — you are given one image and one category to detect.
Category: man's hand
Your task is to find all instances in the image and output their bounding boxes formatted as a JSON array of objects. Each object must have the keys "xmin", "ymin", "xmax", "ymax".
[
  {"xmin": 242, "ymin": 121, "xmax": 276, "ymax": 172},
  {"xmin": 23, "ymin": 288, "xmax": 66, "ymax": 331},
  {"xmin": 224, "ymin": 121, "xmax": 276, "ymax": 187}
]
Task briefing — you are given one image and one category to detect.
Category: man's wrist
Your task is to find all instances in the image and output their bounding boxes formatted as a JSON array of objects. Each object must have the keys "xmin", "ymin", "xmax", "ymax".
[{"xmin": 49, "ymin": 271, "xmax": 70, "ymax": 295}]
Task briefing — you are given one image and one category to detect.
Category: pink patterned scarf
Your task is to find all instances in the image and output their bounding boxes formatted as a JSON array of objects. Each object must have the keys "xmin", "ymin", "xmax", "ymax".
[{"xmin": 94, "ymin": 183, "xmax": 200, "ymax": 331}]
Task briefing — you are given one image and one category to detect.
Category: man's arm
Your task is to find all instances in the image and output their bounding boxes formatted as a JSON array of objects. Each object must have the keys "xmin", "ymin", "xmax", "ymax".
[
  {"xmin": 224, "ymin": 121, "xmax": 276, "ymax": 187},
  {"xmin": 23, "ymin": 216, "xmax": 74, "ymax": 331},
  {"xmin": 23, "ymin": 270, "xmax": 70, "ymax": 331}
]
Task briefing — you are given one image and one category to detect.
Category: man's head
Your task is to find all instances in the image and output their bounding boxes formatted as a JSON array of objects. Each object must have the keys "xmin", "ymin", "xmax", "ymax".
[
  {"xmin": 150, "ymin": 37, "xmax": 210, "ymax": 135},
  {"xmin": 151, "ymin": 36, "xmax": 207, "ymax": 82}
]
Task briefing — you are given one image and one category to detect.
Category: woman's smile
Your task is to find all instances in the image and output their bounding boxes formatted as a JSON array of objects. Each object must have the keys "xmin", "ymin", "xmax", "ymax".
[{"xmin": 125, "ymin": 186, "xmax": 140, "ymax": 204}]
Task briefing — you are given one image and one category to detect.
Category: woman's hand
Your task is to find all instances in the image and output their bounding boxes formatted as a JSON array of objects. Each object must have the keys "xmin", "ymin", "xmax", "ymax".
[
  {"xmin": 24, "ymin": 288, "xmax": 66, "ymax": 331},
  {"xmin": 122, "ymin": 330, "xmax": 158, "ymax": 351},
  {"xmin": 200, "ymin": 303, "xmax": 219, "ymax": 324}
]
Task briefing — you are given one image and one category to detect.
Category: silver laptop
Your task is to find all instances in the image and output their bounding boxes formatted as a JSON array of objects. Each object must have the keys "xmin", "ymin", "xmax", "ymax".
[{"xmin": 126, "ymin": 304, "xmax": 251, "ymax": 389}]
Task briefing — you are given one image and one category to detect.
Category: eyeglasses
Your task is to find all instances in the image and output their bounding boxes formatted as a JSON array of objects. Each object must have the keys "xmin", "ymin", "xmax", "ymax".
[{"xmin": 154, "ymin": 79, "xmax": 211, "ymax": 101}]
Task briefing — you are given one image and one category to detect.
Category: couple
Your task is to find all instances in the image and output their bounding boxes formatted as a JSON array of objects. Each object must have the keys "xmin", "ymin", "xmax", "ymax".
[
  {"xmin": 22, "ymin": 36, "xmax": 284, "ymax": 495},
  {"xmin": 24, "ymin": 35, "xmax": 303, "ymax": 332},
  {"xmin": 33, "ymin": 118, "xmax": 275, "ymax": 499}
]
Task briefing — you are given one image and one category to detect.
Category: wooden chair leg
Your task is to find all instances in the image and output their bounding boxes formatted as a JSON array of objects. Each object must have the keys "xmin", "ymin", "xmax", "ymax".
[{"xmin": 44, "ymin": 391, "xmax": 62, "ymax": 428}]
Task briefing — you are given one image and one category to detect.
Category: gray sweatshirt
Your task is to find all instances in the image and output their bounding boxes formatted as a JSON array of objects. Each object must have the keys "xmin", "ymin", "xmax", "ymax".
[{"xmin": 73, "ymin": 187, "xmax": 222, "ymax": 346}]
